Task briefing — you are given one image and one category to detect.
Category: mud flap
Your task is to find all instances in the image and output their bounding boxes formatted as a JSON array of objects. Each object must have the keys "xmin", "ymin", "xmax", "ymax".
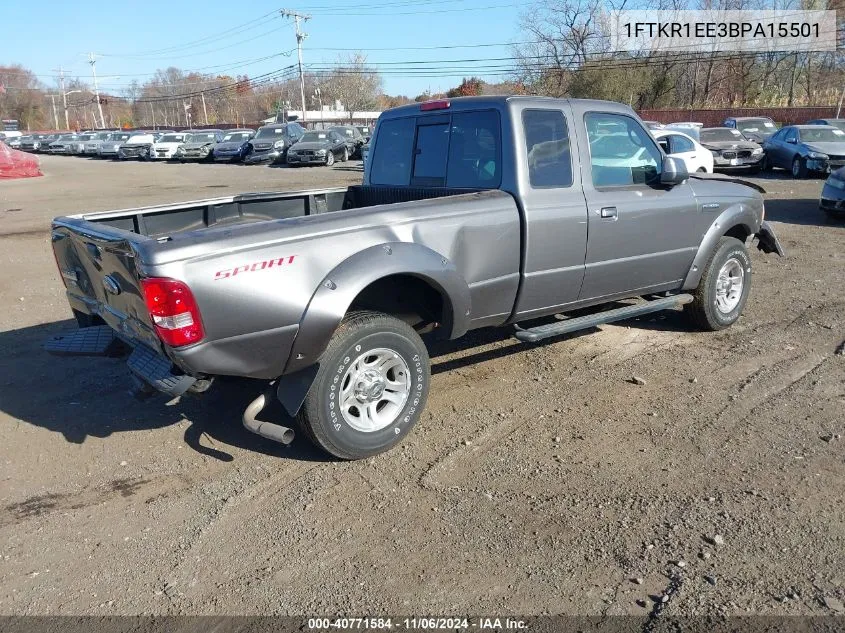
[
  {"xmin": 755, "ymin": 220, "xmax": 786, "ymax": 256},
  {"xmin": 276, "ymin": 364, "xmax": 320, "ymax": 417}
]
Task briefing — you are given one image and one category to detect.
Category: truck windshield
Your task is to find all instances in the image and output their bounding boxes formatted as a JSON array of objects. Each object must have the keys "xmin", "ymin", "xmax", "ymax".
[{"xmin": 370, "ymin": 110, "xmax": 501, "ymax": 188}]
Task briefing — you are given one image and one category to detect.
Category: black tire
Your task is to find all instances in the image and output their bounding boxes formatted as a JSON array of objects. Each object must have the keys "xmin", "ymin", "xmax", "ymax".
[
  {"xmin": 685, "ymin": 236, "xmax": 752, "ymax": 331},
  {"xmin": 326, "ymin": 152, "xmax": 335, "ymax": 167},
  {"xmin": 696, "ymin": 167, "xmax": 707, "ymax": 173},
  {"xmin": 761, "ymin": 154, "xmax": 772, "ymax": 172},
  {"xmin": 297, "ymin": 310, "xmax": 430, "ymax": 460},
  {"xmin": 341, "ymin": 146, "xmax": 349, "ymax": 162},
  {"xmin": 792, "ymin": 156, "xmax": 807, "ymax": 179}
]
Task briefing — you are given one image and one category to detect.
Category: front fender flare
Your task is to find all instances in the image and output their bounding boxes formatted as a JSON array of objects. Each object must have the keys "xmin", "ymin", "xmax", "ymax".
[
  {"xmin": 283, "ymin": 242, "xmax": 471, "ymax": 376},
  {"xmin": 682, "ymin": 202, "xmax": 760, "ymax": 290}
]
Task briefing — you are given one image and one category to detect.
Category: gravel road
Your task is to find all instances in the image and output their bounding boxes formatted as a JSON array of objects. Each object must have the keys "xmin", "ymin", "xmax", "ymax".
[{"xmin": 0, "ymin": 155, "xmax": 843, "ymax": 616}]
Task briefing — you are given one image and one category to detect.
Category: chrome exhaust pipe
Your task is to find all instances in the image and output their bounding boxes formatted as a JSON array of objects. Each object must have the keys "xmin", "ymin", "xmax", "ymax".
[{"xmin": 242, "ymin": 386, "xmax": 295, "ymax": 445}]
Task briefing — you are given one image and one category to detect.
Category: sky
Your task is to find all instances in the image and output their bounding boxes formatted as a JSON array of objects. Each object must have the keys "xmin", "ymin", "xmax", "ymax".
[{"xmin": 4, "ymin": 0, "xmax": 524, "ymax": 98}]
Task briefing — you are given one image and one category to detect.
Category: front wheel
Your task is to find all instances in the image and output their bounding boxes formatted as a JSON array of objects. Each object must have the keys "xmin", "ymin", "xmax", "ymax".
[
  {"xmin": 792, "ymin": 156, "xmax": 808, "ymax": 179},
  {"xmin": 297, "ymin": 311, "xmax": 430, "ymax": 460},
  {"xmin": 341, "ymin": 146, "xmax": 349, "ymax": 162},
  {"xmin": 326, "ymin": 152, "xmax": 335, "ymax": 167},
  {"xmin": 685, "ymin": 236, "xmax": 752, "ymax": 331}
]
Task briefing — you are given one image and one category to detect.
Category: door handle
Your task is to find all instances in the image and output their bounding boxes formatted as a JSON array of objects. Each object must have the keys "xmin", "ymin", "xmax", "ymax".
[{"xmin": 599, "ymin": 206, "xmax": 617, "ymax": 219}]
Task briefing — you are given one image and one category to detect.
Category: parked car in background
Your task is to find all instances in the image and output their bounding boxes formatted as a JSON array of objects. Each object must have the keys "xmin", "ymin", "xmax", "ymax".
[
  {"xmin": 361, "ymin": 137, "xmax": 371, "ymax": 168},
  {"xmin": 21, "ymin": 134, "xmax": 58, "ymax": 152},
  {"xmin": 356, "ymin": 125, "xmax": 372, "ymax": 141},
  {"xmin": 48, "ymin": 134, "xmax": 82, "ymax": 154},
  {"xmin": 286, "ymin": 129, "xmax": 349, "ymax": 166},
  {"xmin": 820, "ymin": 166, "xmax": 845, "ymax": 216},
  {"xmin": 175, "ymin": 130, "xmax": 223, "ymax": 162},
  {"xmin": 4, "ymin": 135, "xmax": 23, "ymax": 149},
  {"xmin": 98, "ymin": 132, "xmax": 134, "ymax": 158},
  {"xmin": 652, "ymin": 129, "xmax": 713, "ymax": 173},
  {"xmin": 118, "ymin": 131, "xmax": 166, "ymax": 160},
  {"xmin": 212, "ymin": 129, "xmax": 255, "ymax": 163},
  {"xmin": 806, "ymin": 118, "xmax": 845, "ymax": 131},
  {"xmin": 643, "ymin": 120, "xmax": 665, "ymax": 130},
  {"xmin": 244, "ymin": 122, "xmax": 306, "ymax": 164},
  {"xmin": 67, "ymin": 133, "xmax": 97, "ymax": 155},
  {"xmin": 82, "ymin": 132, "xmax": 113, "ymax": 156},
  {"xmin": 699, "ymin": 127, "xmax": 764, "ymax": 172},
  {"xmin": 722, "ymin": 116, "xmax": 777, "ymax": 143},
  {"xmin": 328, "ymin": 125, "xmax": 366, "ymax": 158},
  {"xmin": 150, "ymin": 132, "xmax": 190, "ymax": 161},
  {"xmin": 762, "ymin": 125, "xmax": 845, "ymax": 177}
]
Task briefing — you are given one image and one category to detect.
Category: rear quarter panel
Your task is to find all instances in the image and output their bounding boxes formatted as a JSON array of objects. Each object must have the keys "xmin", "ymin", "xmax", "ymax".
[{"xmin": 139, "ymin": 191, "xmax": 521, "ymax": 379}]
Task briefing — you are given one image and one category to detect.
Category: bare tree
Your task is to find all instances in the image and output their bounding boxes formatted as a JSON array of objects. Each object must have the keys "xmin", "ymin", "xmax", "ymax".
[{"xmin": 327, "ymin": 53, "xmax": 383, "ymax": 122}]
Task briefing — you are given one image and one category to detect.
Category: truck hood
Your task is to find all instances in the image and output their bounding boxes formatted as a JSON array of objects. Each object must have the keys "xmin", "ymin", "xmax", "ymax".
[
  {"xmin": 803, "ymin": 142, "xmax": 845, "ymax": 155},
  {"xmin": 687, "ymin": 173, "xmax": 766, "ymax": 196},
  {"xmin": 701, "ymin": 140, "xmax": 760, "ymax": 151}
]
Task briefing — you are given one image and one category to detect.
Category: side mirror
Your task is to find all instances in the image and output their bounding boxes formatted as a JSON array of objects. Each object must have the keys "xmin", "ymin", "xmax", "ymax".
[
  {"xmin": 660, "ymin": 155, "xmax": 689, "ymax": 186},
  {"xmin": 786, "ymin": 138, "xmax": 797, "ymax": 144}
]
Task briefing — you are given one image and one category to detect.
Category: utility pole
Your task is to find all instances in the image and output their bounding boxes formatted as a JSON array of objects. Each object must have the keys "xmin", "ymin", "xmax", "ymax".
[
  {"xmin": 49, "ymin": 94, "xmax": 59, "ymax": 129},
  {"xmin": 88, "ymin": 52, "xmax": 105, "ymax": 129},
  {"xmin": 201, "ymin": 91, "xmax": 209, "ymax": 125},
  {"xmin": 52, "ymin": 66, "xmax": 70, "ymax": 130},
  {"xmin": 281, "ymin": 9, "xmax": 310, "ymax": 123}
]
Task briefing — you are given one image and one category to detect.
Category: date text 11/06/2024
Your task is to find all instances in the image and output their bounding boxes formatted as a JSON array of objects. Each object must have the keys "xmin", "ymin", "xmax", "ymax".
[{"xmin": 307, "ymin": 617, "xmax": 529, "ymax": 630}]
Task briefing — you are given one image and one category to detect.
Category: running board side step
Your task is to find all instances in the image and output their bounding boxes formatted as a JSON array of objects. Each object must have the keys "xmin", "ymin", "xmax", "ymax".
[{"xmin": 513, "ymin": 294, "xmax": 694, "ymax": 343}]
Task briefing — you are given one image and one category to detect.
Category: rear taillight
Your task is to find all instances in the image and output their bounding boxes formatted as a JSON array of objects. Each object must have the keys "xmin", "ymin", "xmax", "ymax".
[{"xmin": 141, "ymin": 277, "xmax": 205, "ymax": 347}]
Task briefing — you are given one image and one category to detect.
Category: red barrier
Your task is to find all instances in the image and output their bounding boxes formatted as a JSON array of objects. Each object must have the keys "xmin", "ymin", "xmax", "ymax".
[{"xmin": 0, "ymin": 144, "xmax": 42, "ymax": 179}]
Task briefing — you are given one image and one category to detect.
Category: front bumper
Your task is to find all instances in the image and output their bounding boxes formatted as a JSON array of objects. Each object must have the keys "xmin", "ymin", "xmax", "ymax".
[
  {"xmin": 244, "ymin": 150, "xmax": 281, "ymax": 164},
  {"xmin": 712, "ymin": 154, "xmax": 764, "ymax": 169},
  {"xmin": 807, "ymin": 158, "xmax": 845, "ymax": 173},
  {"xmin": 213, "ymin": 150, "xmax": 246, "ymax": 162},
  {"xmin": 286, "ymin": 153, "xmax": 328, "ymax": 164},
  {"xmin": 119, "ymin": 147, "xmax": 149, "ymax": 159}
]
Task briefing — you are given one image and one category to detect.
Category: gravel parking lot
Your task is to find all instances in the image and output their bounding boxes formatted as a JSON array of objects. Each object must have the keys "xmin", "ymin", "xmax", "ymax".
[{"xmin": 0, "ymin": 155, "xmax": 843, "ymax": 616}]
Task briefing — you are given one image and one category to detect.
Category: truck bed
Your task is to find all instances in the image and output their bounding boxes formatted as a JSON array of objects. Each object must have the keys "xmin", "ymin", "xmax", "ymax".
[{"xmin": 77, "ymin": 185, "xmax": 482, "ymax": 238}]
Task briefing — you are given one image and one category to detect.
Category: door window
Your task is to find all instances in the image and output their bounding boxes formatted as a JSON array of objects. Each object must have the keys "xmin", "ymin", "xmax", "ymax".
[
  {"xmin": 446, "ymin": 110, "xmax": 501, "ymax": 188},
  {"xmin": 522, "ymin": 109, "xmax": 572, "ymax": 188},
  {"xmin": 585, "ymin": 112, "xmax": 662, "ymax": 187},
  {"xmin": 669, "ymin": 134, "xmax": 695, "ymax": 154},
  {"xmin": 412, "ymin": 123, "xmax": 450, "ymax": 184},
  {"xmin": 370, "ymin": 117, "xmax": 415, "ymax": 185},
  {"xmin": 784, "ymin": 128, "xmax": 798, "ymax": 143}
]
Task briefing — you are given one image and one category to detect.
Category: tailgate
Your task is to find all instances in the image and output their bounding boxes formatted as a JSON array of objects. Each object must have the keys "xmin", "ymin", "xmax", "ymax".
[{"xmin": 51, "ymin": 221, "xmax": 160, "ymax": 350}]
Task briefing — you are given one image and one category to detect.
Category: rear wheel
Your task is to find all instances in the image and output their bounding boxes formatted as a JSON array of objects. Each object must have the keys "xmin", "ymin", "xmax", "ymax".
[
  {"xmin": 685, "ymin": 236, "xmax": 752, "ymax": 331},
  {"xmin": 792, "ymin": 156, "xmax": 807, "ymax": 179},
  {"xmin": 297, "ymin": 311, "xmax": 430, "ymax": 460}
]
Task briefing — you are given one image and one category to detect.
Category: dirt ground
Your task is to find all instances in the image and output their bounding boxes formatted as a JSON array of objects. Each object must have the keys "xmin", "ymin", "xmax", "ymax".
[{"xmin": 0, "ymin": 155, "xmax": 843, "ymax": 617}]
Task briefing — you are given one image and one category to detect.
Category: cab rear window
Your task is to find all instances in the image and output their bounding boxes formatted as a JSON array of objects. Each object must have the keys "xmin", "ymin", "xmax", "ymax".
[{"xmin": 370, "ymin": 110, "xmax": 501, "ymax": 188}]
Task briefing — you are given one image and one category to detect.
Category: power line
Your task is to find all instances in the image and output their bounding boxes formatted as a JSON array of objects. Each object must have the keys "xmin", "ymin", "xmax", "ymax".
[{"xmin": 97, "ymin": 8, "xmax": 283, "ymax": 58}]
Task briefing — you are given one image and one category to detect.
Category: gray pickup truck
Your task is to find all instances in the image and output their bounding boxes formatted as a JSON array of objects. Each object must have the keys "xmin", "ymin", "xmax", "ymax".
[{"xmin": 46, "ymin": 96, "xmax": 784, "ymax": 460}]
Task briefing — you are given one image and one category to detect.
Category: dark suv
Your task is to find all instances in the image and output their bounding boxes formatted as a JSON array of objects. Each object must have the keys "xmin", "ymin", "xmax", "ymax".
[{"xmin": 244, "ymin": 122, "xmax": 306, "ymax": 164}]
